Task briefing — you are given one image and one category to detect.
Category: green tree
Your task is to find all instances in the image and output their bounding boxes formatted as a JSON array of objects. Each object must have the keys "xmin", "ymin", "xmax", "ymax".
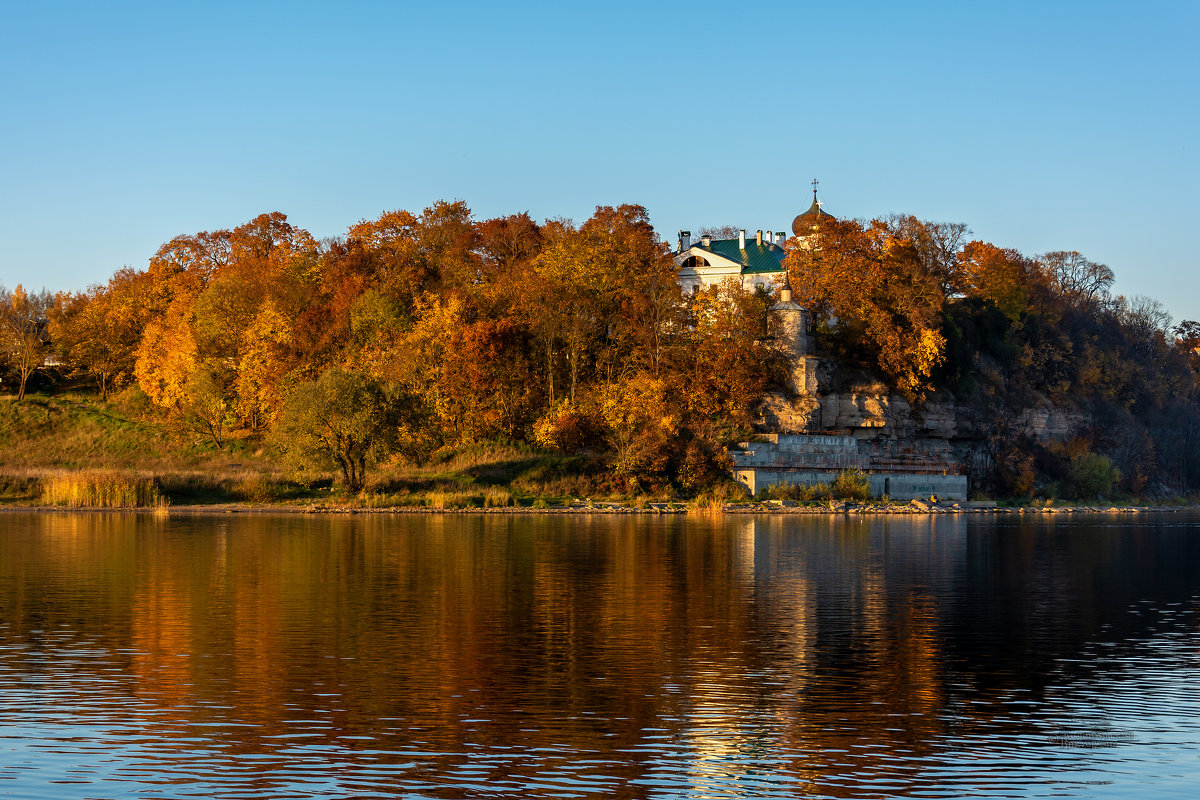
[
  {"xmin": 1067, "ymin": 452, "xmax": 1121, "ymax": 500},
  {"xmin": 273, "ymin": 368, "xmax": 406, "ymax": 492}
]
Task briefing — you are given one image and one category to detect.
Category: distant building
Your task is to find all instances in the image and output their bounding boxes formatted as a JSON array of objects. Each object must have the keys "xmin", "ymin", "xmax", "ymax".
[{"xmin": 673, "ymin": 189, "xmax": 832, "ymax": 294}]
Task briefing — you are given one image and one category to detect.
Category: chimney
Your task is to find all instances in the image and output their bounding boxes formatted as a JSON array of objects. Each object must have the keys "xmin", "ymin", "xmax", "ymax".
[
  {"xmin": 756, "ymin": 229, "xmax": 763, "ymax": 246},
  {"xmin": 738, "ymin": 229, "xmax": 746, "ymax": 249},
  {"xmin": 776, "ymin": 231, "xmax": 786, "ymax": 245},
  {"xmin": 678, "ymin": 230, "xmax": 691, "ymax": 251},
  {"xmin": 701, "ymin": 233, "xmax": 712, "ymax": 247}
]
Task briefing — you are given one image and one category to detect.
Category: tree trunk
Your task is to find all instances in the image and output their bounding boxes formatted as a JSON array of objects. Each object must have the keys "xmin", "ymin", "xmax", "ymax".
[{"xmin": 545, "ymin": 339, "xmax": 555, "ymax": 405}]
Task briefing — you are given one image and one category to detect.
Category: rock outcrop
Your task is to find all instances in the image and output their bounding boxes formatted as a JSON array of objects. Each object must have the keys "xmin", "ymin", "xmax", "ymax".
[{"xmin": 758, "ymin": 354, "xmax": 1084, "ymax": 445}]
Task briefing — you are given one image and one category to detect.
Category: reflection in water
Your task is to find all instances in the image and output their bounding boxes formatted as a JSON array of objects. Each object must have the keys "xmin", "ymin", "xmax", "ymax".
[{"xmin": 1, "ymin": 511, "xmax": 1199, "ymax": 798}]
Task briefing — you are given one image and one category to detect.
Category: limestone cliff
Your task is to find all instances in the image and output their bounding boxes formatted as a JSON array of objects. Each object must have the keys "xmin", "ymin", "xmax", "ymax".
[{"xmin": 758, "ymin": 354, "xmax": 1085, "ymax": 445}]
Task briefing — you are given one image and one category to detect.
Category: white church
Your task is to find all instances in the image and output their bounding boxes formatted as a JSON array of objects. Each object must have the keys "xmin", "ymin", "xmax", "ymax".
[{"xmin": 674, "ymin": 188, "xmax": 831, "ymax": 295}]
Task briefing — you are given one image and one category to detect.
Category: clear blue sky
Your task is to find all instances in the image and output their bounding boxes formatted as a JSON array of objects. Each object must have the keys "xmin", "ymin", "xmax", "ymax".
[{"xmin": 2, "ymin": 1, "xmax": 1197, "ymax": 322}]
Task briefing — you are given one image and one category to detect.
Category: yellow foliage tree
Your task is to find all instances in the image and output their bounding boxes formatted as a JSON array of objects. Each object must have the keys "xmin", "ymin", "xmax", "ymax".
[
  {"xmin": 234, "ymin": 299, "xmax": 293, "ymax": 431},
  {"xmin": 597, "ymin": 373, "xmax": 676, "ymax": 482},
  {"xmin": 134, "ymin": 302, "xmax": 198, "ymax": 411}
]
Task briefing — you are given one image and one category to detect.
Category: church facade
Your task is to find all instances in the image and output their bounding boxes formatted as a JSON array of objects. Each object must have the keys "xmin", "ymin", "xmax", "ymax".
[{"xmin": 673, "ymin": 191, "xmax": 831, "ymax": 295}]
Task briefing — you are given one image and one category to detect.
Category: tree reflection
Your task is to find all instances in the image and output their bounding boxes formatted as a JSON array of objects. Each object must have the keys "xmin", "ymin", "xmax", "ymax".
[{"xmin": 0, "ymin": 512, "xmax": 1198, "ymax": 797}]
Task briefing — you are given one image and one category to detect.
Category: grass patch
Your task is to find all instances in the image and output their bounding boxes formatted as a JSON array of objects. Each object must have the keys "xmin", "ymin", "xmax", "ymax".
[
  {"xmin": 689, "ymin": 481, "xmax": 749, "ymax": 513},
  {"xmin": 426, "ymin": 490, "xmax": 480, "ymax": 509},
  {"xmin": 0, "ymin": 470, "xmax": 40, "ymax": 503}
]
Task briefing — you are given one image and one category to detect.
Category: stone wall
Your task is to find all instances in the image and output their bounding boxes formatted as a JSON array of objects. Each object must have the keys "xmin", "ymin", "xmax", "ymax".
[
  {"xmin": 729, "ymin": 434, "xmax": 967, "ymax": 500},
  {"xmin": 730, "ymin": 467, "xmax": 967, "ymax": 501}
]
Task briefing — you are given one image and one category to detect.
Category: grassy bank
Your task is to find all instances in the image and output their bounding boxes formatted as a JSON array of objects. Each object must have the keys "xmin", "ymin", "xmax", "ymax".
[
  {"xmin": 5, "ymin": 392, "xmax": 1194, "ymax": 513},
  {"xmin": 0, "ymin": 392, "xmax": 696, "ymax": 509}
]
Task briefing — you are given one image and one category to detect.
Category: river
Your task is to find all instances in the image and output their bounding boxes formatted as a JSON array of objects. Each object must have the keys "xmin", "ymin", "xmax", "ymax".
[{"xmin": 1, "ymin": 511, "xmax": 1198, "ymax": 798}]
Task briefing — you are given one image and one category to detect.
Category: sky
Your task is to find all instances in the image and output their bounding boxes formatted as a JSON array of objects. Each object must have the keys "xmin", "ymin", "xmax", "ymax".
[{"xmin": 2, "ymin": 0, "xmax": 1198, "ymax": 321}]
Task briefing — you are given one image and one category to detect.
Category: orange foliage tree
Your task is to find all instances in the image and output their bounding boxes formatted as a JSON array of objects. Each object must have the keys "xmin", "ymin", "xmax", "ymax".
[{"xmin": 785, "ymin": 217, "xmax": 946, "ymax": 402}]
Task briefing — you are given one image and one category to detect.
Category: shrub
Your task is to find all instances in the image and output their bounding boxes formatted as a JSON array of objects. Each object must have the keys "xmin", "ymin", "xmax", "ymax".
[
  {"xmin": 831, "ymin": 469, "xmax": 871, "ymax": 501},
  {"xmin": 233, "ymin": 477, "xmax": 287, "ymax": 504},
  {"xmin": 760, "ymin": 481, "xmax": 831, "ymax": 502},
  {"xmin": 272, "ymin": 368, "xmax": 408, "ymax": 492},
  {"xmin": 1067, "ymin": 452, "xmax": 1121, "ymax": 500},
  {"xmin": 533, "ymin": 401, "xmax": 606, "ymax": 453}
]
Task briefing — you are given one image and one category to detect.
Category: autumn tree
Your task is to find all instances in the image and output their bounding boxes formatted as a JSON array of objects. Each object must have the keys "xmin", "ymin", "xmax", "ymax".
[
  {"xmin": 883, "ymin": 215, "xmax": 971, "ymax": 295},
  {"xmin": 234, "ymin": 299, "xmax": 295, "ymax": 431},
  {"xmin": 437, "ymin": 318, "xmax": 538, "ymax": 442},
  {"xmin": 144, "ymin": 229, "xmax": 232, "ymax": 314},
  {"xmin": 0, "ymin": 285, "xmax": 53, "ymax": 400},
  {"xmin": 520, "ymin": 219, "xmax": 603, "ymax": 404},
  {"xmin": 596, "ymin": 373, "xmax": 676, "ymax": 488},
  {"xmin": 135, "ymin": 302, "xmax": 198, "ymax": 411},
  {"xmin": 956, "ymin": 241, "xmax": 1042, "ymax": 321},
  {"xmin": 673, "ymin": 279, "xmax": 784, "ymax": 436},
  {"xmin": 341, "ymin": 209, "xmax": 427, "ymax": 315},
  {"xmin": 416, "ymin": 200, "xmax": 480, "ymax": 295},
  {"xmin": 1174, "ymin": 320, "xmax": 1200, "ymax": 392},
  {"xmin": 583, "ymin": 204, "xmax": 684, "ymax": 379},
  {"xmin": 516, "ymin": 205, "xmax": 680, "ymax": 405},
  {"xmin": 477, "ymin": 212, "xmax": 542, "ymax": 282},
  {"xmin": 785, "ymin": 218, "xmax": 946, "ymax": 402},
  {"xmin": 51, "ymin": 291, "xmax": 118, "ymax": 399}
]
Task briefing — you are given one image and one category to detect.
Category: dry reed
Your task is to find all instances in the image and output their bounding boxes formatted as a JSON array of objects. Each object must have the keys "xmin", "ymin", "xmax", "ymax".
[
  {"xmin": 426, "ymin": 490, "xmax": 479, "ymax": 509},
  {"xmin": 41, "ymin": 470, "xmax": 166, "ymax": 509},
  {"xmin": 483, "ymin": 486, "xmax": 513, "ymax": 508}
]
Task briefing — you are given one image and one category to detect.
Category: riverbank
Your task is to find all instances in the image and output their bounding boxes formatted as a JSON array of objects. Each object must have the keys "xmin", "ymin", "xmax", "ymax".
[
  {"xmin": 5, "ymin": 394, "xmax": 1198, "ymax": 517},
  {"xmin": 3, "ymin": 499, "xmax": 1196, "ymax": 515}
]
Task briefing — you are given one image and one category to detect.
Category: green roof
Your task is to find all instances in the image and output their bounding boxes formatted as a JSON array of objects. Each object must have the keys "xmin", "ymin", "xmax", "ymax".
[{"xmin": 693, "ymin": 238, "xmax": 787, "ymax": 275}]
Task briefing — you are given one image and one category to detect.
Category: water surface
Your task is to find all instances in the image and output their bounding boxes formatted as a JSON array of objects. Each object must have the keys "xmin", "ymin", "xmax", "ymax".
[{"xmin": 1, "ymin": 511, "xmax": 1198, "ymax": 798}]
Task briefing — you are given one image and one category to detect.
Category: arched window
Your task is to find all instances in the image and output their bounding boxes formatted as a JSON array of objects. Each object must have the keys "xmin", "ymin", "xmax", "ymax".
[{"xmin": 681, "ymin": 255, "xmax": 709, "ymax": 271}]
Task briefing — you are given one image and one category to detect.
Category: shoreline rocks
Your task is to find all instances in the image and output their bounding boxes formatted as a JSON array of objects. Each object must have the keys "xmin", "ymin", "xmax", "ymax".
[{"xmin": 3, "ymin": 502, "xmax": 1193, "ymax": 516}]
